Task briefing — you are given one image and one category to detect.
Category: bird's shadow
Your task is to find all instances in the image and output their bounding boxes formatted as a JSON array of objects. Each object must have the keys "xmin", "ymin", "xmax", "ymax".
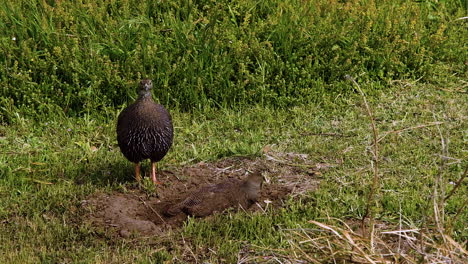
[{"xmin": 73, "ymin": 160, "xmax": 158, "ymax": 187}]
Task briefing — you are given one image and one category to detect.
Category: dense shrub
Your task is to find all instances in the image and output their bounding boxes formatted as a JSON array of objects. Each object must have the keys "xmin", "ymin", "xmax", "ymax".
[{"xmin": 0, "ymin": 0, "xmax": 466, "ymax": 119}]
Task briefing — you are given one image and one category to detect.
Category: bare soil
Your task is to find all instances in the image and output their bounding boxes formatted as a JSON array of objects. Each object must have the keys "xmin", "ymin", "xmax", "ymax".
[{"xmin": 81, "ymin": 152, "xmax": 334, "ymax": 238}]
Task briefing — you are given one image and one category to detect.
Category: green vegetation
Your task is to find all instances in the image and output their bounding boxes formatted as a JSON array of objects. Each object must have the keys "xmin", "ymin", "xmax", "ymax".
[
  {"xmin": 1, "ymin": 85, "xmax": 466, "ymax": 262},
  {"xmin": 0, "ymin": 0, "xmax": 466, "ymax": 263},
  {"xmin": 1, "ymin": 0, "xmax": 466, "ymax": 118}
]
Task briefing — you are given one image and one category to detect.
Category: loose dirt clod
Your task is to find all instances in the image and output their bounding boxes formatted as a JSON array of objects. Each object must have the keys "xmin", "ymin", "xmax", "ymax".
[{"xmin": 82, "ymin": 155, "xmax": 328, "ymax": 238}]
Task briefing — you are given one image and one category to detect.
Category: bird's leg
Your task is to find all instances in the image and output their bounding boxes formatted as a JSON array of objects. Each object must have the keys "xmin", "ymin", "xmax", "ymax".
[
  {"xmin": 135, "ymin": 162, "xmax": 141, "ymax": 182},
  {"xmin": 151, "ymin": 161, "xmax": 161, "ymax": 184}
]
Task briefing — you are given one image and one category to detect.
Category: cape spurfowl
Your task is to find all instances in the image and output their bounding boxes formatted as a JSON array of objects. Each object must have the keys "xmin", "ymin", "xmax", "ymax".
[
  {"xmin": 165, "ymin": 170, "xmax": 264, "ymax": 217},
  {"xmin": 117, "ymin": 79, "xmax": 173, "ymax": 184}
]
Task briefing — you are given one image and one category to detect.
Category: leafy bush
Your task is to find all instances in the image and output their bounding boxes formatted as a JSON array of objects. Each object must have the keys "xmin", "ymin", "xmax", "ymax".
[{"xmin": 0, "ymin": 0, "xmax": 466, "ymax": 120}]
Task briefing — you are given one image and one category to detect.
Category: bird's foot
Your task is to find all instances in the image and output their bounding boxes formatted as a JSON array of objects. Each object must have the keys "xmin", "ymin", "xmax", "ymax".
[{"xmin": 152, "ymin": 180, "xmax": 162, "ymax": 185}]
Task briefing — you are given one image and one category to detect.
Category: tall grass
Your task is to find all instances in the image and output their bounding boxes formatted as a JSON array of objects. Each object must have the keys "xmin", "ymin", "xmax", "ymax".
[{"xmin": 0, "ymin": 0, "xmax": 466, "ymax": 121}]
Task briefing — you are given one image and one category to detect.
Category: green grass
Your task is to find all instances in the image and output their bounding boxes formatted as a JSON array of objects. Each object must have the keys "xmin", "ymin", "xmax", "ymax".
[
  {"xmin": 0, "ymin": 0, "xmax": 467, "ymax": 262},
  {"xmin": 1, "ymin": 82, "xmax": 466, "ymax": 262}
]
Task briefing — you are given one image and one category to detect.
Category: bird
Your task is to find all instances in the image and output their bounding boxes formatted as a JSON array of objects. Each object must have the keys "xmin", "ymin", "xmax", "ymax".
[
  {"xmin": 117, "ymin": 79, "xmax": 173, "ymax": 184},
  {"xmin": 165, "ymin": 170, "xmax": 264, "ymax": 217}
]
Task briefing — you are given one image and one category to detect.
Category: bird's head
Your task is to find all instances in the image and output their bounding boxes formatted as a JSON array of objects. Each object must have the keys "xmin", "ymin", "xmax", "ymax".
[
  {"xmin": 243, "ymin": 168, "xmax": 265, "ymax": 201},
  {"xmin": 246, "ymin": 170, "xmax": 264, "ymax": 189},
  {"xmin": 138, "ymin": 79, "xmax": 153, "ymax": 98}
]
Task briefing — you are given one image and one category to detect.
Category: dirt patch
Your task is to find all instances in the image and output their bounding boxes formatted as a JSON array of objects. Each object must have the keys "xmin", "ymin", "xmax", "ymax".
[{"xmin": 82, "ymin": 153, "xmax": 334, "ymax": 238}]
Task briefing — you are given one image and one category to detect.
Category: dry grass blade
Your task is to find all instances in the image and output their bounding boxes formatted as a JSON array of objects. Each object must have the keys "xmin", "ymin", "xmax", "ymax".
[
  {"xmin": 276, "ymin": 219, "xmax": 467, "ymax": 264},
  {"xmin": 312, "ymin": 220, "xmax": 387, "ymax": 263},
  {"xmin": 341, "ymin": 230, "xmax": 377, "ymax": 264},
  {"xmin": 308, "ymin": 220, "xmax": 343, "ymax": 239},
  {"xmin": 443, "ymin": 234, "xmax": 468, "ymax": 255},
  {"xmin": 288, "ymin": 238, "xmax": 321, "ymax": 264},
  {"xmin": 377, "ymin": 122, "xmax": 444, "ymax": 143},
  {"xmin": 345, "ymin": 75, "xmax": 380, "ymax": 244}
]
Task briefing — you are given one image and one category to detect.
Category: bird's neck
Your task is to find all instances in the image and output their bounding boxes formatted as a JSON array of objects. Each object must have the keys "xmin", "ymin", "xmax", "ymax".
[{"xmin": 138, "ymin": 92, "xmax": 153, "ymax": 100}]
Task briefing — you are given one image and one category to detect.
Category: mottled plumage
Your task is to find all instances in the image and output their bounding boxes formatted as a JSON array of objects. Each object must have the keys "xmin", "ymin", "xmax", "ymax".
[
  {"xmin": 117, "ymin": 79, "xmax": 173, "ymax": 184},
  {"xmin": 165, "ymin": 171, "xmax": 263, "ymax": 217}
]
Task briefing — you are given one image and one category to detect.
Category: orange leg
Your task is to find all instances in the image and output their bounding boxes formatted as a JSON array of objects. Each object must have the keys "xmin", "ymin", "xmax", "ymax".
[
  {"xmin": 135, "ymin": 162, "xmax": 141, "ymax": 182},
  {"xmin": 151, "ymin": 161, "xmax": 161, "ymax": 184}
]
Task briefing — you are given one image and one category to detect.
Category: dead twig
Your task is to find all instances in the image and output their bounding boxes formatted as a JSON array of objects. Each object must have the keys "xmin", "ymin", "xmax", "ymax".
[
  {"xmin": 448, "ymin": 198, "xmax": 467, "ymax": 229},
  {"xmin": 135, "ymin": 195, "xmax": 167, "ymax": 225},
  {"xmin": 300, "ymin": 132, "xmax": 353, "ymax": 137},
  {"xmin": 345, "ymin": 75, "xmax": 380, "ymax": 246},
  {"xmin": 432, "ymin": 115, "xmax": 454, "ymax": 259},
  {"xmin": 444, "ymin": 166, "xmax": 467, "ymax": 202},
  {"xmin": 377, "ymin": 122, "xmax": 444, "ymax": 143}
]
